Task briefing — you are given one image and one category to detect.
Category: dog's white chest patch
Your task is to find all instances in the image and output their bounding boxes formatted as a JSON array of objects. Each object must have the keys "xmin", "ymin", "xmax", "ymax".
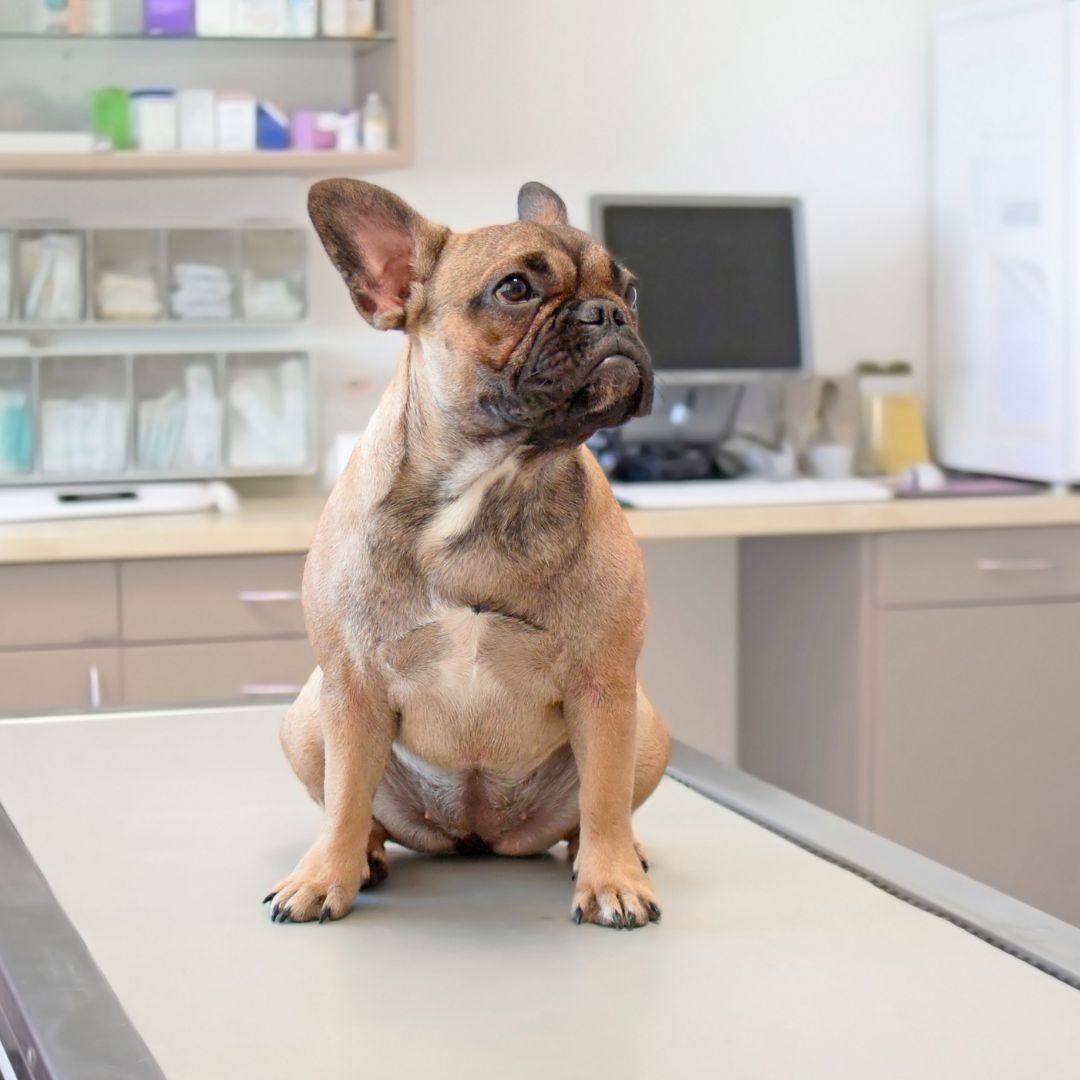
[
  {"xmin": 379, "ymin": 605, "xmax": 564, "ymax": 770},
  {"xmin": 419, "ymin": 450, "xmax": 520, "ymax": 553}
]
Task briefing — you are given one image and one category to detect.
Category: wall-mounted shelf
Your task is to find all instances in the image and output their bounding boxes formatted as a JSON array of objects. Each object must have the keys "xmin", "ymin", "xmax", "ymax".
[
  {"xmin": 0, "ymin": 148, "xmax": 408, "ymax": 177},
  {"xmin": 0, "ymin": 0, "xmax": 414, "ymax": 178},
  {"xmin": 0, "ymin": 31, "xmax": 395, "ymax": 48}
]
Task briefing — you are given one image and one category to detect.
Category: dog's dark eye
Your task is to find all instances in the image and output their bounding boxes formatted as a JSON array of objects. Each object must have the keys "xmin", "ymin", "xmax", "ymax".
[
  {"xmin": 625, "ymin": 283, "xmax": 639, "ymax": 311},
  {"xmin": 495, "ymin": 274, "xmax": 533, "ymax": 304}
]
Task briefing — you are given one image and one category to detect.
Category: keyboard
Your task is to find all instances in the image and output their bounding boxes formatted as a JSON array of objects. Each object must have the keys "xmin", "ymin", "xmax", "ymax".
[{"xmin": 610, "ymin": 478, "xmax": 893, "ymax": 509}]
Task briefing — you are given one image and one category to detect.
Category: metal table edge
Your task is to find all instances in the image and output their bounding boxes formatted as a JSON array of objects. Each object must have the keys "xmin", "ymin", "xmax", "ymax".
[
  {"xmin": 0, "ymin": 801, "xmax": 165, "ymax": 1080},
  {"xmin": 668, "ymin": 740, "xmax": 1080, "ymax": 991}
]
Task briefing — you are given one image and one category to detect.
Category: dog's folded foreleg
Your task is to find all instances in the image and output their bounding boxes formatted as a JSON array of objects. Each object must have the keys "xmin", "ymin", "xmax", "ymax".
[{"xmin": 265, "ymin": 664, "xmax": 395, "ymax": 923}]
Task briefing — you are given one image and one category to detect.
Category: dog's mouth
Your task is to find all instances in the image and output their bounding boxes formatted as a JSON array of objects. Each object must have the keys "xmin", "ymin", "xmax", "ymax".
[{"xmin": 567, "ymin": 354, "xmax": 643, "ymax": 418}]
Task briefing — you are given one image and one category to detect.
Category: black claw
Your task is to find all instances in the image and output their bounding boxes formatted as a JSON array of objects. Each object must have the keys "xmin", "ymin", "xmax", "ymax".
[
  {"xmin": 611, "ymin": 910, "xmax": 623, "ymax": 929},
  {"xmin": 278, "ymin": 908, "xmax": 290, "ymax": 924},
  {"xmin": 319, "ymin": 905, "xmax": 331, "ymax": 924},
  {"xmin": 627, "ymin": 910, "xmax": 638, "ymax": 928},
  {"xmin": 647, "ymin": 901, "xmax": 661, "ymax": 922},
  {"xmin": 640, "ymin": 858, "xmax": 650, "ymax": 872},
  {"xmin": 271, "ymin": 903, "xmax": 282, "ymax": 922},
  {"xmin": 262, "ymin": 892, "xmax": 276, "ymax": 904},
  {"xmin": 572, "ymin": 906, "xmax": 583, "ymax": 925}
]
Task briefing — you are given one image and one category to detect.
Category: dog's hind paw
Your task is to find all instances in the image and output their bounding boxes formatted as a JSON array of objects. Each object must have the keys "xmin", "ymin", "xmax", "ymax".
[{"xmin": 360, "ymin": 846, "xmax": 389, "ymax": 890}]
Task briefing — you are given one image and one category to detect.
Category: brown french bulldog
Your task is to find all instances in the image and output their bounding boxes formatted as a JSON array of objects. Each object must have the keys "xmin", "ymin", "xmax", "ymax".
[{"xmin": 265, "ymin": 179, "xmax": 670, "ymax": 929}]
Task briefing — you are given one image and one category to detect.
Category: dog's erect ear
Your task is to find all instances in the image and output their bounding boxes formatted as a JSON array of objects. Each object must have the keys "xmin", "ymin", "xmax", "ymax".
[
  {"xmin": 517, "ymin": 181, "xmax": 568, "ymax": 227},
  {"xmin": 308, "ymin": 179, "xmax": 449, "ymax": 330}
]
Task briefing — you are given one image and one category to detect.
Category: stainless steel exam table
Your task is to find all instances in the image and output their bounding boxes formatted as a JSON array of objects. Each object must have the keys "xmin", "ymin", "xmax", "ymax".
[{"xmin": 1, "ymin": 707, "xmax": 1079, "ymax": 1080}]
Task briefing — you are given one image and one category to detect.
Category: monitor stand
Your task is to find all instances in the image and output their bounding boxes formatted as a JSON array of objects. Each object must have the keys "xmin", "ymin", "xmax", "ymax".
[{"xmin": 595, "ymin": 383, "xmax": 747, "ymax": 482}]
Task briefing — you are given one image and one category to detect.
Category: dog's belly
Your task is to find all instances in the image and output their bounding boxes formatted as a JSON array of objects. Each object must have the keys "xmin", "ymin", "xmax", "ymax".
[{"xmin": 375, "ymin": 606, "xmax": 579, "ymax": 851}]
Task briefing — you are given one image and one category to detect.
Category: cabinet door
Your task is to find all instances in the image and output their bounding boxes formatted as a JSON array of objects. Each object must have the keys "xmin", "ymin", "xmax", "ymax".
[
  {"xmin": 0, "ymin": 563, "xmax": 119, "ymax": 648},
  {"xmin": 122, "ymin": 638, "xmax": 313, "ymax": 709},
  {"xmin": 121, "ymin": 555, "xmax": 307, "ymax": 642},
  {"xmin": 874, "ymin": 603, "xmax": 1080, "ymax": 925},
  {"xmin": 0, "ymin": 648, "xmax": 121, "ymax": 717},
  {"xmin": 638, "ymin": 538, "xmax": 737, "ymax": 762}
]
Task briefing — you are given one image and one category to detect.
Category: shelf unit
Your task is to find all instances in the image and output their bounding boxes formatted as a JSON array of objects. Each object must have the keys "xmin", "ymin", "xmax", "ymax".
[
  {"xmin": 0, "ymin": 0, "xmax": 414, "ymax": 177},
  {"xmin": 0, "ymin": 149, "xmax": 409, "ymax": 177},
  {"xmin": 2, "ymin": 224, "xmax": 309, "ymax": 327},
  {"xmin": 0, "ymin": 350, "xmax": 316, "ymax": 484}
]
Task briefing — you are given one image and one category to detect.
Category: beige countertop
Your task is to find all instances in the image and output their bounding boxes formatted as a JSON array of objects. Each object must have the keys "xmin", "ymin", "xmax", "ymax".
[
  {"xmin": 2, "ymin": 486, "xmax": 1080, "ymax": 561},
  {"xmin": 4, "ymin": 491, "xmax": 1080, "ymax": 564}
]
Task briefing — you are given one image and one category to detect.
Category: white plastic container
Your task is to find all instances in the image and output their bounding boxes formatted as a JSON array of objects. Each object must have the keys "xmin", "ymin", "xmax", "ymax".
[
  {"xmin": 132, "ymin": 90, "xmax": 178, "ymax": 152},
  {"xmin": 232, "ymin": 0, "xmax": 286, "ymax": 35},
  {"xmin": 85, "ymin": 0, "xmax": 114, "ymax": 33},
  {"xmin": 285, "ymin": 0, "xmax": 315, "ymax": 36},
  {"xmin": 361, "ymin": 91, "xmax": 389, "ymax": 152},
  {"xmin": 320, "ymin": 0, "xmax": 345, "ymax": 35},
  {"xmin": 216, "ymin": 93, "xmax": 257, "ymax": 151},
  {"xmin": 322, "ymin": 0, "xmax": 374, "ymax": 36},
  {"xmin": 179, "ymin": 90, "xmax": 216, "ymax": 151},
  {"xmin": 195, "ymin": 0, "xmax": 232, "ymax": 35},
  {"xmin": 345, "ymin": 0, "xmax": 375, "ymax": 35}
]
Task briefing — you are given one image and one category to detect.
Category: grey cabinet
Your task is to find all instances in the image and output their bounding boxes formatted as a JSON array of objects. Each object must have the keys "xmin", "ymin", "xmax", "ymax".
[
  {"xmin": 0, "ymin": 647, "xmax": 121, "ymax": 714},
  {"xmin": 740, "ymin": 527, "xmax": 1080, "ymax": 926},
  {"xmin": 639, "ymin": 538, "xmax": 737, "ymax": 762},
  {"xmin": 0, "ymin": 555, "xmax": 310, "ymax": 716},
  {"xmin": 874, "ymin": 602, "xmax": 1080, "ymax": 923}
]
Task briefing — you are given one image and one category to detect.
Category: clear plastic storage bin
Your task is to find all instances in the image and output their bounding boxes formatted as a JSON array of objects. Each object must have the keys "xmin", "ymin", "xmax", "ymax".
[
  {"xmin": 17, "ymin": 230, "xmax": 86, "ymax": 323},
  {"xmin": 225, "ymin": 351, "xmax": 310, "ymax": 470},
  {"xmin": 134, "ymin": 353, "xmax": 222, "ymax": 472},
  {"xmin": 240, "ymin": 229, "xmax": 307, "ymax": 321},
  {"xmin": 39, "ymin": 354, "xmax": 128, "ymax": 475},
  {"xmin": 0, "ymin": 357, "xmax": 33, "ymax": 475},
  {"xmin": 92, "ymin": 230, "xmax": 166, "ymax": 323},
  {"xmin": 167, "ymin": 230, "xmax": 238, "ymax": 321}
]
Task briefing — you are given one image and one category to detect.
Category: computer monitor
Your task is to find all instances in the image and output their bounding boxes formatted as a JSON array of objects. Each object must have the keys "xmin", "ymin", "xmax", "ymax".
[{"xmin": 591, "ymin": 196, "xmax": 811, "ymax": 383}]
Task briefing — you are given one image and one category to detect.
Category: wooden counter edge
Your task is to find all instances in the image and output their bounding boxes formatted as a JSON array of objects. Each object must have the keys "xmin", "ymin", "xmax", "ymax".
[{"xmin": 4, "ymin": 493, "xmax": 1080, "ymax": 564}]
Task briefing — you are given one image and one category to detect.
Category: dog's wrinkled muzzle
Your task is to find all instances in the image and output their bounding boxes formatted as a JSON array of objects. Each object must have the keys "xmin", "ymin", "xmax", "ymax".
[{"xmin": 477, "ymin": 298, "xmax": 653, "ymax": 448}]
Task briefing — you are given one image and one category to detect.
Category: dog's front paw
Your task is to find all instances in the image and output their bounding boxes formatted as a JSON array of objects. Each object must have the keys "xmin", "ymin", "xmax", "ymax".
[
  {"xmin": 263, "ymin": 844, "xmax": 368, "ymax": 924},
  {"xmin": 571, "ymin": 851, "xmax": 661, "ymax": 930}
]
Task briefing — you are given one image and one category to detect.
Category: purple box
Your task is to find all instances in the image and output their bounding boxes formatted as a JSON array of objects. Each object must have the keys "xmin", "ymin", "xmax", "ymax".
[
  {"xmin": 143, "ymin": 0, "xmax": 195, "ymax": 35},
  {"xmin": 292, "ymin": 111, "xmax": 337, "ymax": 151}
]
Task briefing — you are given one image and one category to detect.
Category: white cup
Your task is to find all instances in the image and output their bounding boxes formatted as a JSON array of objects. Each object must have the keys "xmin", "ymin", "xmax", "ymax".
[{"xmin": 806, "ymin": 442, "xmax": 854, "ymax": 479}]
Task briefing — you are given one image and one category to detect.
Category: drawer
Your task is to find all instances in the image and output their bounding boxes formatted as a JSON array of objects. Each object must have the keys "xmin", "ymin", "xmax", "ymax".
[
  {"xmin": 121, "ymin": 555, "xmax": 306, "ymax": 642},
  {"xmin": 0, "ymin": 563, "xmax": 118, "ymax": 648},
  {"xmin": 876, "ymin": 527, "xmax": 1080, "ymax": 607},
  {"xmin": 0, "ymin": 647, "xmax": 121, "ymax": 717},
  {"xmin": 122, "ymin": 638, "xmax": 313, "ymax": 708}
]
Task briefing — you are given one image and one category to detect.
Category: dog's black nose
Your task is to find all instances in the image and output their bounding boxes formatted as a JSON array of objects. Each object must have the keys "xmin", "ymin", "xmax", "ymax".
[{"xmin": 575, "ymin": 299, "xmax": 626, "ymax": 328}]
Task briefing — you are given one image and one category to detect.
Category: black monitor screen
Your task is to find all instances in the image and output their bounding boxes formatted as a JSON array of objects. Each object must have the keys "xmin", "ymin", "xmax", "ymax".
[{"xmin": 599, "ymin": 203, "xmax": 804, "ymax": 372}]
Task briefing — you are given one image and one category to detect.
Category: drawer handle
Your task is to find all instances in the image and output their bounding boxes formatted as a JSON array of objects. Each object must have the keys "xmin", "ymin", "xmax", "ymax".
[
  {"xmin": 241, "ymin": 683, "xmax": 303, "ymax": 697},
  {"xmin": 976, "ymin": 557, "xmax": 1057, "ymax": 573},
  {"xmin": 88, "ymin": 665, "xmax": 102, "ymax": 710},
  {"xmin": 237, "ymin": 590, "xmax": 302, "ymax": 603}
]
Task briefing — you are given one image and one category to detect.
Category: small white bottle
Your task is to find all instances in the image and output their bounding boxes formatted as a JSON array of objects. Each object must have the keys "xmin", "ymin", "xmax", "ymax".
[{"xmin": 361, "ymin": 91, "xmax": 389, "ymax": 152}]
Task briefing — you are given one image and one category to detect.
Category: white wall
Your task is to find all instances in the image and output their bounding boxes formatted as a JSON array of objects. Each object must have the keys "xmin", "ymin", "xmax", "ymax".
[
  {"xmin": 1, "ymin": 0, "xmax": 938, "ymax": 427},
  {"xmin": 385, "ymin": 0, "xmax": 935, "ymax": 383}
]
